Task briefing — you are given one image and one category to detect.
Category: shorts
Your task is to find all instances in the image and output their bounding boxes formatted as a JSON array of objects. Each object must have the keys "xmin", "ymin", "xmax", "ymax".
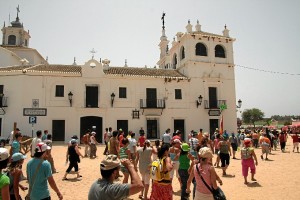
[
  {"xmin": 231, "ymin": 143, "xmax": 238, "ymax": 151},
  {"xmin": 262, "ymin": 146, "xmax": 269, "ymax": 154},
  {"xmin": 219, "ymin": 153, "xmax": 230, "ymax": 167},
  {"xmin": 241, "ymin": 158, "xmax": 255, "ymax": 177},
  {"xmin": 293, "ymin": 142, "xmax": 299, "ymax": 148}
]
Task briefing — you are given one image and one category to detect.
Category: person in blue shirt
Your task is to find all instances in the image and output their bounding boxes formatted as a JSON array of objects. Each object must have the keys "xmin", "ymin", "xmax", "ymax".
[
  {"xmin": 26, "ymin": 142, "xmax": 63, "ymax": 200},
  {"xmin": 10, "ymin": 132, "xmax": 24, "ymax": 156}
]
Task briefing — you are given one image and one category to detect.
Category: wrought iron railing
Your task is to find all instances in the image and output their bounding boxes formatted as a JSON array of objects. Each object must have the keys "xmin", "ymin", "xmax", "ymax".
[
  {"xmin": 204, "ymin": 100, "xmax": 226, "ymax": 109},
  {"xmin": 140, "ymin": 99, "xmax": 165, "ymax": 109}
]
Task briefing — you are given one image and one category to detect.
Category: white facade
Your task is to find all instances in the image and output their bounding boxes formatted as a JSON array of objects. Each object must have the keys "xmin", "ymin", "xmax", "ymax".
[{"xmin": 0, "ymin": 14, "xmax": 238, "ymax": 143}]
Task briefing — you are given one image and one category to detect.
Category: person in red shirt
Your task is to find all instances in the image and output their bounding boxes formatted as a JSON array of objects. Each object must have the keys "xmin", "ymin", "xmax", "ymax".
[
  {"xmin": 279, "ymin": 130, "xmax": 288, "ymax": 152},
  {"xmin": 138, "ymin": 132, "xmax": 146, "ymax": 147},
  {"xmin": 118, "ymin": 129, "xmax": 124, "ymax": 148},
  {"xmin": 291, "ymin": 132, "xmax": 299, "ymax": 153},
  {"xmin": 172, "ymin": 130, "xmax": 182, "ymax": 142}
]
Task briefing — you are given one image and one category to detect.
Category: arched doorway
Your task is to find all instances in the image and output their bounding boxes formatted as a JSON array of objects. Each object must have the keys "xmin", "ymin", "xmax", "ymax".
[{"xmin": 80, "ymin": 116, "xmax": 102, "ymax": 143}]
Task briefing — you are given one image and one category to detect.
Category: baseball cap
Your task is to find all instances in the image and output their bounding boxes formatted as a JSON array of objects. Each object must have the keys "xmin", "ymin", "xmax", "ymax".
[
  {"xmin": 145, "ymin": 140, "xmax": 151, "ymax": 144},
  {"xmin": 181, "ymin": 143, "xmax": 190, "ymax": 152},
  {"xmin": 100, "ymin": 155, "xmax": 121, "ymax": 170},
  {"xmin": 91, "ymin": 131, "xmax": 96, "ymax": 135},
  {"xmin": 11, "ymin": 152, "xmax": 26, "ymax": 162},
  {"xmin": 36, "ymin": 142, "xmax": 51, "ymax": 152},
  {"xmin": 0, "ymin": 148, "xmax": 9, "ymax": 161},
  {"xmin": 71, "ymin": 135, "xmax": 78, "ymax": 139},
  {"xmin": 244, "ymin": 140, "xmax": 251, "ymax": 146}
]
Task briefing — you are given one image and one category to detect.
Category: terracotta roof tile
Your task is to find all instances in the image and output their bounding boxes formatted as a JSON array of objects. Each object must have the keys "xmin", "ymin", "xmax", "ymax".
[
  {"xmin": 0, "ymin": 65, "xmax": 187, "ymax": 79},
  {"xmin": 104, "ymin": 67, "xmax": 187, "ymax": 79}
]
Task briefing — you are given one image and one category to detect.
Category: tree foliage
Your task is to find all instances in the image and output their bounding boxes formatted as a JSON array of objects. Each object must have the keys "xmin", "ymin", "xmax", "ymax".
[{"xmin": 242, "ymin": 108, "xmax": 264, "ymax": 127}]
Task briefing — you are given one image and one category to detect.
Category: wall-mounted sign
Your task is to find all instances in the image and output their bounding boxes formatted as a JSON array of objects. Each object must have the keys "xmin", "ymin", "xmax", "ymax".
[
  {"xmin": 208, "ymin": 110, "xmax": 220, "ymax": 116},
  {"xmin": 23, "ymin": 108, "xmax": 47, "ymax": 116}
]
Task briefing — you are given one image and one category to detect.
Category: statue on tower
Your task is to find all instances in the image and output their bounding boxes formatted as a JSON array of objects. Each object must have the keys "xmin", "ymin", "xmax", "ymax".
[
  {"xmin": 16, "ymin": 5, "xmax": 20, "ymax": 19},
  {"xmin": 161, "ymin": 12, "xmax": 166, "ymax": 30}
]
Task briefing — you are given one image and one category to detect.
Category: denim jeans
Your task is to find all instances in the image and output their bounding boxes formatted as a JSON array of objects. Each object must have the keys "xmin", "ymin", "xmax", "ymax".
[{"xmin": 178, "ymin": 169, "xmax": 189, "ymax": 200}]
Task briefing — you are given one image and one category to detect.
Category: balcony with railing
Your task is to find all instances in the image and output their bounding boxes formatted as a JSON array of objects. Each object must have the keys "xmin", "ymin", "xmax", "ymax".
[
  {"xmin": 140, "ymin": 99, "xmax": 165, "ymax": 109},
  {"xmin": 203, "ymin": 100, "xmax": 226, "ymax": 109}
]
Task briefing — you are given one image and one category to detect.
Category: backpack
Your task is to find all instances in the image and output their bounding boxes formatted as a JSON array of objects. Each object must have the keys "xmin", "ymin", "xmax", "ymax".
[{"xmin": 150, "ymin": 157, "xmax": 166, "ymax": 181}]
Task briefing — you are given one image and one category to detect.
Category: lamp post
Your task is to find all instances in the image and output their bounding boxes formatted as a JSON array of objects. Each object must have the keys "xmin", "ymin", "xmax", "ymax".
[
  {"xmin": 111, "ymin": 92, "xmax": 115, "ymax": 107},
  {"xmin": 68, "ymin": 91, "xmax": 73, "ymax": 107},
  {"xmin": 196, "ymin": 95, "xmax": 203, "ymax": 108}
]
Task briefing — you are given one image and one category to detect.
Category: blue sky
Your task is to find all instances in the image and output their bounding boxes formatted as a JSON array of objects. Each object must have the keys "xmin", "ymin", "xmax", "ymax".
[{"xmin": 1, "ymin": 0, "xmax": 299, "ymax": 117}]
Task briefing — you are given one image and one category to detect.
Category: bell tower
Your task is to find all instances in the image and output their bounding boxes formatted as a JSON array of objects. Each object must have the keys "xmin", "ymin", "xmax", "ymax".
[{"xmin": 1, "ymin": 5, "xmax": 31, "ymax": 47}]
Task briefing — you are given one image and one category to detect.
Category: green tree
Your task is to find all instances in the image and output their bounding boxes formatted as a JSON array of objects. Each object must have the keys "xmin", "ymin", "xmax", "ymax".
[{"xmin": 241, "ymin": 108, "xmax": 264, "ymax": 128}]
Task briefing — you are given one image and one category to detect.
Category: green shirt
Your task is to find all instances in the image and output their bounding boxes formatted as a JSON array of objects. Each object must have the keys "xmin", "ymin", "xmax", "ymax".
[
  {"xmin": 0, "ymin": 172, "xmax": 10, "ymax": 200},
  {"xmin": 179, "ymin": 154, "xmax": 190, "ymax": 170}
]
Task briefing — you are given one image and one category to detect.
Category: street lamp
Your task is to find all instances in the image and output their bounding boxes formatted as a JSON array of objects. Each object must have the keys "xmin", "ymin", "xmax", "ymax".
[
  {"xmin": 111, "ymin": 92, "xmax": 115, "ymax": 107},
  {"xmin": 196, "ymin": 95, "xmax": 203, "ymax": 108},
  {"xmin": 68, "ymin": 91, "xmax": 73, "ymax": 107},
  {"xmin": 237, "ymin": 99, "xmax": 242, "ymax": 108}
]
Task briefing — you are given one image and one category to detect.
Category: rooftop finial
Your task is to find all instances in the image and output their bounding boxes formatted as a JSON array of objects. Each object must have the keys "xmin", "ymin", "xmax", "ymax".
[
  {"xmin": 90, "ymin": 48, "xmax": 97, "ymax": 59},
  {"xmin": 224, "ymin": 24, "xmax": 227, "ymax": 29},
  {"xmin": 161, "ymin": 12, "xmax": 166, "ymax": 30},
  {"xmin": 73, "ymin": 57, "xmax": 77, "ymax": 65},
  {"xmin": 46, "ymin": 56, "xmax": 48, "ymax": 62},
  {"xmin": 124, "ymin": 59, "xmax": 128, "ymax": 67},
  {"xmin": 16, "ymin": 5, "xmax": 20, "ymax": 20}
]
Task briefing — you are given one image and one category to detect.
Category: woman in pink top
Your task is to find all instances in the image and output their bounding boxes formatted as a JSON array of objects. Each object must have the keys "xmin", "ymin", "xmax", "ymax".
[{"xmin": 186, "ymin": 147, "xmax": 218, "ymax": 200}]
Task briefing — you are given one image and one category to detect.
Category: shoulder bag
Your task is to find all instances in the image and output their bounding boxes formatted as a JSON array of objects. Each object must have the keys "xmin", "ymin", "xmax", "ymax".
[
  {"xmin": 196, "ymin": 164, "xmax": 226, "ymax": 200},
  {"xmin": 25, "ymin": 160, "xmax": 43, "ymax": 200}
]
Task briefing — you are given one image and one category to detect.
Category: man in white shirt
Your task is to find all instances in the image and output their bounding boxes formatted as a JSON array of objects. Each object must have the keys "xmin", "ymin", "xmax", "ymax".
[{"xmin": 30, "ymin": 130, "xmax": 42, "ymax": 157}]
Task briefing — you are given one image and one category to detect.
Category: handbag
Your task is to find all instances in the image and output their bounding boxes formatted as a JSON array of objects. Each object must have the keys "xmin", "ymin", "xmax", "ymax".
[
  {"xmin": 25, "ymin": 160, "xmax": 43, "ymax": 200},
  {"xmin": 196, "ymin": 164, "xmax": 226, "ymax": 200}
]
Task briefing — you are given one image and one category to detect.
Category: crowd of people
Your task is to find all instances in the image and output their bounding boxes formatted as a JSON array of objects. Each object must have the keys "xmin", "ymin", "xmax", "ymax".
[{"xmin": 0, "ymin": 126, "xmax": 298, "ymax": 200}]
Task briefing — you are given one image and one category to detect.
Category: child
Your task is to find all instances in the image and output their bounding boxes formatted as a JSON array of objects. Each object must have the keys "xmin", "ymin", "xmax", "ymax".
[
  {"xmin": 178, "ymin": 143, "xmax": 191, "ymax": 200},
  {"xmin": 241, "ymin": 140, "xmax": 258, "ymax": 184},
  {"xmin": 8, "ymin": 152, "xmax": 28, "ymax": 199},
  {"xmin": 0, "ymin": 148, "xmax": 10, "ymax": 200},
  {"xmin": 119, "ymin": 138, "xmax": 131, "ymax": 183}
]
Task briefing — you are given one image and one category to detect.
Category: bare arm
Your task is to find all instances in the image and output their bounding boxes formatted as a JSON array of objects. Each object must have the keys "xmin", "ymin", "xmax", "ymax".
[
  {"xmin": 121, "ymin": 159, "xmax": 144, "ymax": 196},
  {"xmin": 75, "ymin": 146, "xmax": 83, "ymax": 158},
  {"xmin": 165, "ymin": 157, "xmax": 173, "ymax": 171},
  {"xmin": 48, "ymin": 176, "xmax": 63, "ymax": 199},
  {"xmin": 186, "ymin": 164, "xmax": 195, "ymax": 193},
  {"xmin": 1, "ymin": 185, "xmax": 10, "ymax": 200},
  {"xmin": 209, "ymin": 166, "xmax": 218, "ymax": 190},
  {"xmin": 13, "ymin": 170, "xmax": 21, "ymax": 200}
]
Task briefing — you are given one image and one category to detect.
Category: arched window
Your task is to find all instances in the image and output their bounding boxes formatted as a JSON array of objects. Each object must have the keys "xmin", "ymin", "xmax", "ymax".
[
  {"xmin": 8, "ymin": 35, "xmax": 16, "ymax": 45},
  {"xmin": 215, "ymin": 45, "xmax": 226, "ymax": 58},
  {"xmin": 173, "ymin": 54, "xmax": 177, "ymax": 69},
  {"xmin": 195, "ymin": 43, "xmax": 207, "ymax": 56},
  {"xmin": 180, "ymin": 46, "xmax": 185, "ymax": 60}
]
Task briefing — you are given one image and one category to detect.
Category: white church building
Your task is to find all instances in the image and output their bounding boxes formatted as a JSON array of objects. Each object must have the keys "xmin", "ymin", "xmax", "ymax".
[{"xmin": 0, "ymin": 11, "xmax": 239, "ymax": 143}]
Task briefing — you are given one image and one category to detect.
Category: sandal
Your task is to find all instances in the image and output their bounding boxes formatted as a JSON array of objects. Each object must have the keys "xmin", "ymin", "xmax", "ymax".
[{"xmin": 62, "ymin": 177, "xmax": 68, "ymax": 180}]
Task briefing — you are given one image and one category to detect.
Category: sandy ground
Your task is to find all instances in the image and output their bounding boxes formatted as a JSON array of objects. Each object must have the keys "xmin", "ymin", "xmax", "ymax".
[{"xmin": 13, "ymin": 138, "xmax": 300, "ymax": 200}]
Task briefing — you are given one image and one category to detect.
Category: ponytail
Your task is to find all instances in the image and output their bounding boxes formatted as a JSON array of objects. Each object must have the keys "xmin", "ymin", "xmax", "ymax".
[{"xmin": 143, "ymin": 144, "xmax": 146, "ymax": 152}]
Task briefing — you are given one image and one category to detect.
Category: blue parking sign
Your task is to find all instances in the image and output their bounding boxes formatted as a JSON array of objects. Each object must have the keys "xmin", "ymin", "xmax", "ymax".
[{"xmin": 29, "ymin": 116, "xmax": 37, "ymax": 124}]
